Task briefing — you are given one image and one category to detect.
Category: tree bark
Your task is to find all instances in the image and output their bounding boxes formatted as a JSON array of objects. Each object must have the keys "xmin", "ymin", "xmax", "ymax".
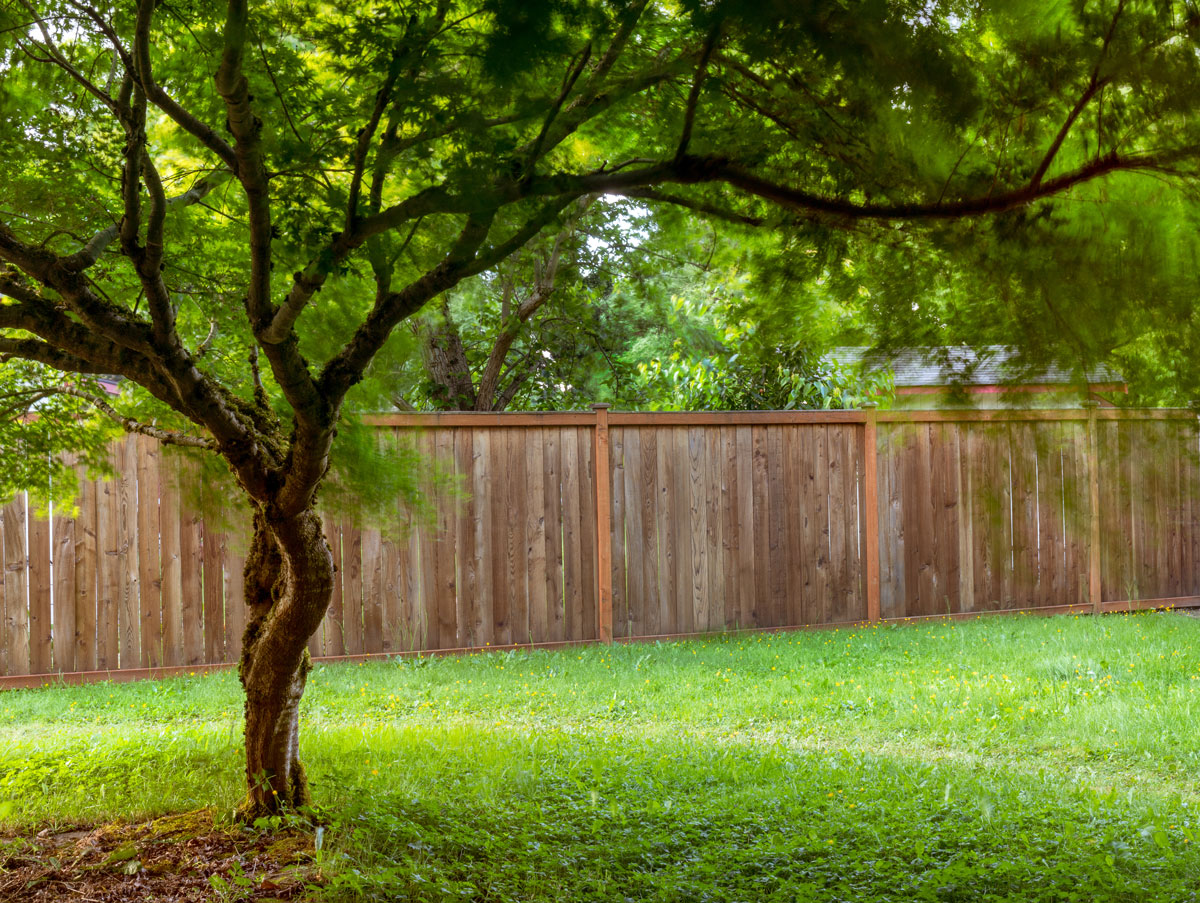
[{"xmin": 236, "ymin": 506, "xmax": 333, "ymax": 817}]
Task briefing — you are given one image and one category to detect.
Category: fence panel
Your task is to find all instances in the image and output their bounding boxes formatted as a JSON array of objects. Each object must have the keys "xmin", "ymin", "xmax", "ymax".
[{"xmin": 2, "ymin": 408, "xmax": 1200, "ymax": 683}]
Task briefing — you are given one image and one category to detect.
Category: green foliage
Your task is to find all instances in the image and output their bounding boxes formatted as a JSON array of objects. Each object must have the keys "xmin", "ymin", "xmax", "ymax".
[
  {"xmin": 4, "ymin": 612, "xmax": 1200, "ymax": 899},
  {"xmin": 627, "ymin": 292, "xmax": 892, "ymax": 410},
  {"xmin": 0, "ymin": 360, "xmax": 119, "ymax": 512}
]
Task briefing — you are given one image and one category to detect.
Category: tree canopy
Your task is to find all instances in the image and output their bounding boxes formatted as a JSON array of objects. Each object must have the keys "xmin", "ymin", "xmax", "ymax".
[{"xmin": 2, "ymin": 0, "xmax": 1198, "ymax": 814}]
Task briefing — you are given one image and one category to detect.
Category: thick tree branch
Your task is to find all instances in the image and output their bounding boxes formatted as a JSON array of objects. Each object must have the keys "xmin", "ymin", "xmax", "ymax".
[
  {"xmin": 0, "ymin": 336, "xmax": 113, "ymax": 375},
  {"xmin": 618, "ymin": 187, "xmax": 765, "ymax": 226}
]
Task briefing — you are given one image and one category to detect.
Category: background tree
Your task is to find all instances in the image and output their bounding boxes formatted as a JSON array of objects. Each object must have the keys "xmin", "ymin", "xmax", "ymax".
[{"xmin": 2, "ymin": 0, "xmax": 1198, "ymax": 816}]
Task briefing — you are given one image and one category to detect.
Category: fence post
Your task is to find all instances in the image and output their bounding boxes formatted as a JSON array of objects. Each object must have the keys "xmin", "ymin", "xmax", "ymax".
[
  {"xmin": 1083, "ymin": 400, "xmax": 1102, "ymax": 614},
  {"xmin": 592, "ymin": 404, "xmax": 614, "ymax": 643},
  {"xmin": 861, "ymin": 403, "xmax": 881, "ymax": 624}
]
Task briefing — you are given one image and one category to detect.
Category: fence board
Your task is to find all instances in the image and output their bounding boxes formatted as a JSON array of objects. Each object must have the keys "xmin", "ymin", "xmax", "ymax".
[
  {"xmin": 52, "ymin": 506, "xmax": 76, "ymax": 674},
  {"xmin": 361, "ymin": 526, "xmax": 384, "ymax": 655},
  {"xmin": 671, "ymin": 426, "xmax": 694, "ymax": 635},
  {"xmin": 620, "ymin": 427, "xmax": 644, "ymax": 638},
  {"xmin": 116, "ymin": 437, "xmax": 140, "ymax": 668},
  {"xmin": 2, "ymin": 497, "xmax": 29, "ymax": 675},
  {"xmin": 688, "ymin": 427, "xmax": 709, "ymax": 633},
  {"xmin": 335, "ymin": 524, "xmax": 359, "ymax": 655},
  {"xmin": 97, "ymin": 472, "xmax": 119, "ymax": 669},
  {"xmin": 609, "ymin": 427, "xmax": 627, "ymax": 638},
  {"xmin": 201, "ymin": 520, "xmax": 223, "ymax": 664},
  {"xmin": 542, "ymin": 426, "xmax": 565, "ymax": 643},
  {"xmin": 74, "ymin": 478, "xmax": 98, "ymax": 672},
  {"xmin": 159, "ymin": 458, "xmax": 182, "ymax": 667},
  {"xmin": 704, "ymin": 427, "xmax": 726, "ymax": 631},
  {"xmin": 136, "ymin": 437, "xmax": 162, "ymax": 668},
  {"xmin": 28, "ymin": 513, "xmax": 51, "ymax": 674}
]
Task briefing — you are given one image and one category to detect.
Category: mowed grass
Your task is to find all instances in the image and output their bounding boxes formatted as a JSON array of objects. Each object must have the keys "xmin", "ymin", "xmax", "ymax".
[{"xmin": 4, "ymin": 611, "xmax": 1200, "ymax": 901}]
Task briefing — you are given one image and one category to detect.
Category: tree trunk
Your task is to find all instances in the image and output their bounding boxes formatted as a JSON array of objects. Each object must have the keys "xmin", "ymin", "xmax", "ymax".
[{"xmin": 236, "ymin": 506, "xmax": 333, "ymax": 818}]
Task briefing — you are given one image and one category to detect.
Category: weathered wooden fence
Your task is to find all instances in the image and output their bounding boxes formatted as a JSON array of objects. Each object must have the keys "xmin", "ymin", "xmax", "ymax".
[{"xmin": 1, "ymin": 407, "xmax": 1198, "ymax": 683}]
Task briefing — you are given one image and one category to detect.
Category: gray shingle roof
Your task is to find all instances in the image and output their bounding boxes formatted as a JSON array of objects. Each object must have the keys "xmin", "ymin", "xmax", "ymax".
[{"xmin": 829, "ymin": 346, "xmax": 1121, "ymax": 388}]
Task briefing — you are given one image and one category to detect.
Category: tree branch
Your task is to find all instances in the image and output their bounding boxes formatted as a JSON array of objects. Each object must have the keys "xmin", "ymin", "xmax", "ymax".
[
  {"xmin": 675, "ymin": 22, "xmax": 720, "ymax": 162},
  {"xmin": 524, "ymin": 43, "xmax": 593, "ymax": 176},
  {"xmin": 1029, "ymin": 0, "xmax": 1125, "ymax": 188},
  {"xmin": 617, "ymin": 187, "xmax": 765, "ymax": 226}
]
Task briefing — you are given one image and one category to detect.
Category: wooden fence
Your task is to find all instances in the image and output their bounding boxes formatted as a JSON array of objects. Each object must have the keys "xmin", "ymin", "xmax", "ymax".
[{"xmin": 1, "ymin": 406, "xmax": 1198, "ymax": 684}]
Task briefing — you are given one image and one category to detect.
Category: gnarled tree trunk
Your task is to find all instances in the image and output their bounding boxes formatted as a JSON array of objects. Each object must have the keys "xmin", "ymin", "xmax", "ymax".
[{"xmin": 236, "ymin": 506, "xmax": 333, "ymax": 817}]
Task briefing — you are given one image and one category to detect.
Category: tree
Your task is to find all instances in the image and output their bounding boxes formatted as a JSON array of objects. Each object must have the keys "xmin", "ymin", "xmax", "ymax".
[{"xmin": 1, "ymin": 0, "xmax": 1197, "ymax": 815}]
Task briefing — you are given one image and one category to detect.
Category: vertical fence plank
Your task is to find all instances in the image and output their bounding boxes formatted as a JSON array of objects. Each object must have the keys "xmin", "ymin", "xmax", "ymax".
[
  {"xmin": 322, "ymin": 515, "xmax": 345, "ymax": 656},
  {"xmin": 159, "ymin": 455, "xmax": 182, "ymax": 667},
  {"xmin": 638, "ymin": 427, "xmax": 660, "ymax": 635},
  {"xmin": 687, "ymin": 426, "xmax": 708, "ymax": 634},
  {"xmin": 840, "ymin": 424, "xmax": 866, "ymax": 622},
  {"xmin": 361, "ymin": 525, "xmax": 384, "ymax": 654},
  {"xmin": 451, "ymin": 430, "xmax": 476, "ymax": 649},
  {"xmin": 577, "ymin": 426, "xmax": 598, "ymax": 642},
  {"xmin": 811, "ymin": 425, "xmax": 831, "ymax": 624},
  {"xmin": 435, "ymin": 428, "xmax": 460, "ymax": 649},
  {"xmin": 202, "ymin": 520, "xmax": 224, "ymax": 664},
  {"xmin": 2, "ymin": 496, "xmax": 29, "ymax": 675},
  {"xmin": 1072, "ymin": 420, "xmax": 1094, "ymax": 606},
  {"xmin": 1010, "ymin": 422, "xmax": 1040, "ymax": 609},
  {"xmin": 594, "ymin": 406, "xmax": 614, "ymax": 643},
  {"xmin": 704, "ymin": 426, "xmax": 726, "ymax": 632},
  {"xmin": 750, "ymin": 426, "xmax": 770, "ymax": 627},
  {"xmin": 135, "ymin": 437, "xmax": 162, "ymax": 668},
  {"xmin": 526, "ymin": 427, "xmax": 548, "ymax": 644},
  {"xmin": 669, "ymin": 427, "xmax": 693, "ymax": 635},
  {"xmin": 341, "ymin": 525, "xmax": 364, "ymax": 655},
  {"xmin": 97, "ymin": 472, "xmax": 119, "ymax": 669},
  {"xmin": 720, "ymin": 426, "xmax": 741, "ymax": 628},
  {"xmin": 224, "ymin": 525, "xmax": 246, "ymax": 662},
  {"xmin": 541, "ymin": 427, "xmax": 564, "ymax": 643},
  {"xmin": 28, "ymin": 513, "xmax": 51, "ymax": 674},
  {"xmin": 827, "ymin": 425, "xmax": 851, "ymax": 623},
  {"xmin": 482, "ymin": 429, "xmax": 507, "ymax": 646},
  {"xmin": 472, "ymin": 428, "xmax": 495, "ymax": 646},
  {"xmin": 179, "ymin": 491, "xmax": 204, "ymax": 667},
  {"xmin": 74, "ymin": 477, "xmax": 98, "ymax": 672},
  {"xmin": 862, "ymin": 414, "xmax": 881, "ymax": 623},
  {"xmin": 503, "ymin": 428, "xmax": 528, "ymax": 644},
  {"xmin": 654, "ymin": 427, "xmax": 676, "ymax": 634},
  {"xmin": 561, "ymin": 426, "xmax": 582, "ymax": 641},
  {"xmin": 621, "ymin": 427, "xmax": 644, "ymax": 638},
  {"xmin": 607, "ymin": 425, "xmax": 626, "ymax": 639},
  {"xmin": 766, "ymin": 426, "xmax": 787, "ymax": 627},
  {"xmin": 52, "ymin": 504, "xmax": 76, "ymax": 674},
  {"xmin": 116, "ymin": 438, "xmax": 141, "ymax": 668}
]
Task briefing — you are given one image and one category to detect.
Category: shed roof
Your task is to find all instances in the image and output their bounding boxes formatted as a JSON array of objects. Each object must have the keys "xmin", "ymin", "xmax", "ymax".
[{"xmin": 829, "ymin": 346, "xmax": 1120, "ymax": 388}]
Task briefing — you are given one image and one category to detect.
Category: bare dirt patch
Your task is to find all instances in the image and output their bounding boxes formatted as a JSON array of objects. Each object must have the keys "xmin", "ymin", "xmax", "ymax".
[{"xmin": 0, "ymin": 809, "xmax": 319, "ymax": 902}]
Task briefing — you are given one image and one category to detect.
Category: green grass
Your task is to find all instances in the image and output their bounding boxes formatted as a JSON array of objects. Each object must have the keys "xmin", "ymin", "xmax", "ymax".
[{"xmin": 4, "ymin": 611, "xmax": 1200, "ymax": 901}]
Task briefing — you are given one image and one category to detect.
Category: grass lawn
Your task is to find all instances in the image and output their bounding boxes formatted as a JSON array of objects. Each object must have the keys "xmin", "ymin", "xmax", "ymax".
[{"xmin": 3, "ymin": 610, "xmax": 1200, "ymax": 901}]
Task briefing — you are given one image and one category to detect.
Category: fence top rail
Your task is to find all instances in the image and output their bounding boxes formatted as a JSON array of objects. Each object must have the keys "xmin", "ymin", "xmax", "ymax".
[
  {"xmin": 363, "ymin": 412, "xmax": 597, "ymax": 427},
  {"xmin": 363, "ymin": 408, "xmax": 1197, "ymax": 428}
]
